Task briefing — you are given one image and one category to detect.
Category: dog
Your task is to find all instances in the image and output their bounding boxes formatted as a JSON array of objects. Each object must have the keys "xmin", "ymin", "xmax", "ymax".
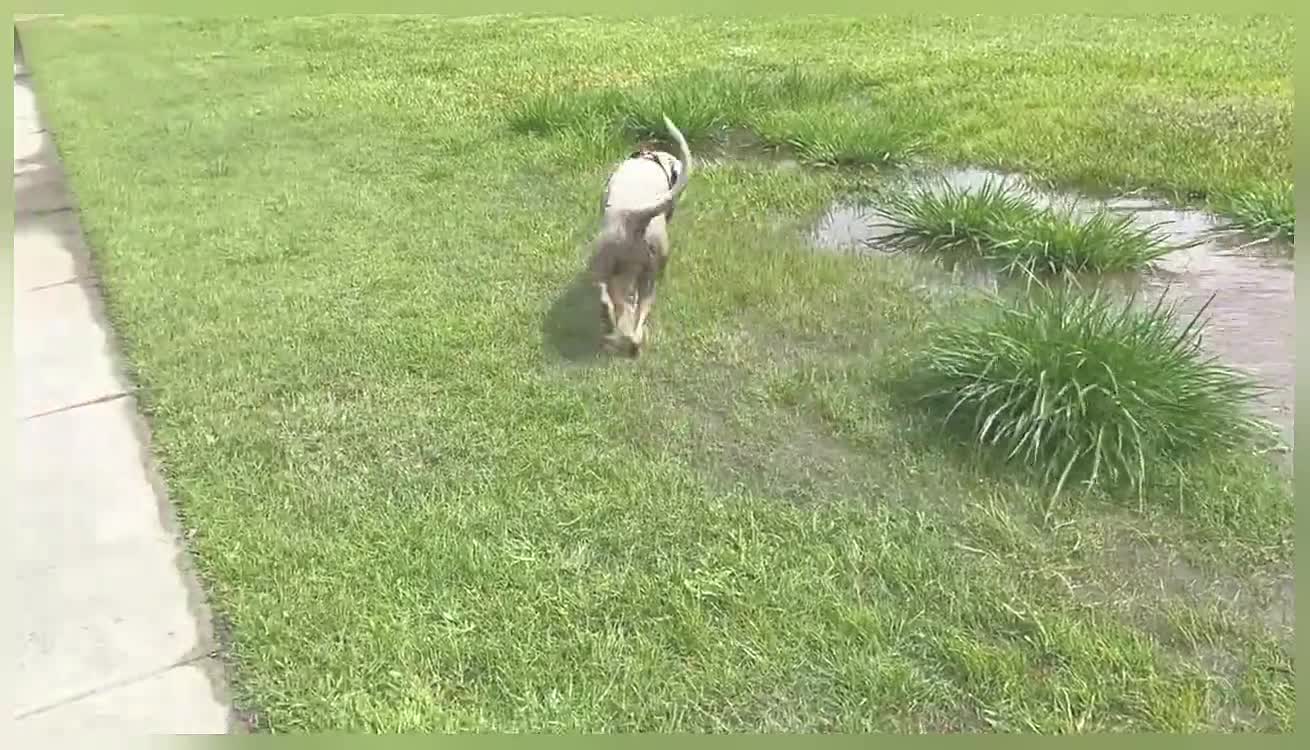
[{"xmin": 587, "ymin": 115, "xmax": 692, "ymax": 357}]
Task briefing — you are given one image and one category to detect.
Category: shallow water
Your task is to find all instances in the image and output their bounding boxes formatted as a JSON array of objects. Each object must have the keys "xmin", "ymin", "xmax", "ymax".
[
  {"xmin": 696, "ymin": 129, "xmax": 803, "ymax": 172},
  {"xmin": 809, "ymin": 168, "xmax": 1295, "ymax": 449}
]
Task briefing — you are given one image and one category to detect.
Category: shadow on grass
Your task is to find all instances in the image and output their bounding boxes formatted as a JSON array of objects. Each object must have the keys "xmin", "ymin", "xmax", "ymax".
[{"xmin": 542, "ymin": 271, "xmax": 607, "ymax": 363}]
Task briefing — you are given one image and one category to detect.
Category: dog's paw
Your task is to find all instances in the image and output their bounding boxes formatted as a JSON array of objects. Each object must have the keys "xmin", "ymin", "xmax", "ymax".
[{"xmin": 600, "ymin": 332, "xmax": 640, "ymax": 359}]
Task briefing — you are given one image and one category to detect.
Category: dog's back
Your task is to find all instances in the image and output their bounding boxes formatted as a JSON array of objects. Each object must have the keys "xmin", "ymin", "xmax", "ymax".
[
  {"xmin": 602, "ymin": 155, "xmax": 679, "ymax": 235},
  {"xmin": 601, "ymin": 119, "xmax": 691, "ymax": 241}
]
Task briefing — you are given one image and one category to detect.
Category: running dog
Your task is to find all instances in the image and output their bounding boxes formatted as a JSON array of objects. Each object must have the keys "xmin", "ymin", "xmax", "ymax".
[{"xmin": 587, "ymin": 115, "xmax": 692, "ymax": 357}]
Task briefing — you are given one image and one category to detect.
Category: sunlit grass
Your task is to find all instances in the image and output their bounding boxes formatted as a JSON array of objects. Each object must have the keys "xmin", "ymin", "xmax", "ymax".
[
  {"xmin": 507, "ymin": 66, "xmax": 926, "ymax": 166},
  {"xmin": 916, "ymin": 287, "xmax": 1269, "ymax": 495},
  {"xmin": 18, "ymin": 14, "xmax": 1292, "ymax": 733},
  {"xmin": 879, "ymin": 179, "xmax": 1176, "ymax": 274}
]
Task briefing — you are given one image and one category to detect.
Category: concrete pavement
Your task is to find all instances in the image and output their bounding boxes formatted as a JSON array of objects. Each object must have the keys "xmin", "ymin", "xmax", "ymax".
[{"xmin": 13, "ymin": 36, "xmax": 236, "ymax": 734}]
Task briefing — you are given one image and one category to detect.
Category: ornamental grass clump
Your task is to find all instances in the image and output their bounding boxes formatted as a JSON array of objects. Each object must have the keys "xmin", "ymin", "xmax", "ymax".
[
  {"xmin": 917, "ymin": 287, "xmax": 1268, "ymax": 495},
  {"xmin": 880, "ymin": 178, "xmax": 1175, "ymax": 274}
]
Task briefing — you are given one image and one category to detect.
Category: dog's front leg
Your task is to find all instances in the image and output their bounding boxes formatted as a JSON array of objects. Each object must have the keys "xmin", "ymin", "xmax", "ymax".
[
  {"xmin": 596, "ymin": 280, "xmax": 616, "ymax": 333},
  {"xmin": 589, "ymin": 246, "xmax": 619, "ymax": 334}
]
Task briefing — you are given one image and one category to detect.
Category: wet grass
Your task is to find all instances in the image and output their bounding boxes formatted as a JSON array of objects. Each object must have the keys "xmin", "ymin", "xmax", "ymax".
[
  {"xmin": 507, "ymin": 67, "xmax": 858, "ymax": 137},
  {"xmin": 17, "ymin": 14, "xmax": 1293, "ymax": 733},
  {"xmin": 878, "ymin": 179, "xmax": 1176, "ymax": 274},
  {"xmin": 510, "ymin": 66, "xmax": 926, "ymax": 166},
  {"xmin": 752, "ymin": 107, "xmax": 928, "ymax": 167},
  {"xmin": 912, "ymin": 288, "xmax": 1270, "ymax": 497},
  {"xmin": 1214, "ymin": 180, "xmax": 1295, "ymax": 241}
]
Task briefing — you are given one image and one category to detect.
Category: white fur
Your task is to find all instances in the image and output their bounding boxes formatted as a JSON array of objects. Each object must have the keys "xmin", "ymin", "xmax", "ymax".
[{"xmin": 587, "ymin": 117, "xmax": 692, "ymax": 356}]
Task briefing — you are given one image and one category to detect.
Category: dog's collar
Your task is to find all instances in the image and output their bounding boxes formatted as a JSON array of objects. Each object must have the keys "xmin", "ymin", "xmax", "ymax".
[{"xmin": 629, "ymin": 149, "xmax": 676, "ymax": 190}]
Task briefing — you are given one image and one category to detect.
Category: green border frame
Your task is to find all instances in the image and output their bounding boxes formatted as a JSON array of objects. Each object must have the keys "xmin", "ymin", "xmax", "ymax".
[{"xmin": 7, "ymin": 1, "xmax": 1300, "ymax": 15}]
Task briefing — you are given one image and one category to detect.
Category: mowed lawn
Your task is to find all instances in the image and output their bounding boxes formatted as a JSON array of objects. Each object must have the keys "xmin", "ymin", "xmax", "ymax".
[{"xmin": 18, "ymin": 15, "xmax": 1293, "ymax": 732}]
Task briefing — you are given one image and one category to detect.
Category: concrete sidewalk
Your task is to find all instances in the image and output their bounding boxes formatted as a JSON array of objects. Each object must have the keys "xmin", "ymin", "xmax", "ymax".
[{"xmin": 13, "ymin": 39, "xmax": 235, "ymax": 734}]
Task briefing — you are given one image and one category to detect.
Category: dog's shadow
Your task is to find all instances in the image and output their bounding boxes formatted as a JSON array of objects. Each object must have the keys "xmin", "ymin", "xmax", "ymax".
[{"xmin": 542, "ymin": 271, "xmax": 610, "ymax": 363}]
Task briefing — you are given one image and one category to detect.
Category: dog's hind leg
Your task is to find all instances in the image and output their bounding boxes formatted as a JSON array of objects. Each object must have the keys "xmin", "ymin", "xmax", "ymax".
[{"xmin": 632, "ymin": 266, "xmax": 661, "ymax": 347}]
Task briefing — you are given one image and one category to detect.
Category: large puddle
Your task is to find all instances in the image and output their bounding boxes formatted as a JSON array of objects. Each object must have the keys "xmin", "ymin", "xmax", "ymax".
[{"xmin": 810, "ymin": 168, "xmax": 1295, "ymax": 451}]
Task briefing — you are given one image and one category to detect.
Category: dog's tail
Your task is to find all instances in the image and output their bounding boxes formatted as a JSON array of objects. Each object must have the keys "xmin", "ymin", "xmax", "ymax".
[{"xmin": 621, "ymin": 115, "xmax": 692, "ymax": 238}]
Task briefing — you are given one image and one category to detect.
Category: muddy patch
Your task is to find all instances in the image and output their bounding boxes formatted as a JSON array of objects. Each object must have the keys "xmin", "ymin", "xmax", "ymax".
[
  {"xmin": 640, "ymin": 326, "xmax": 884, "ymax": 505},
  {"xmin": 1086, "ymin": 535, "xmax": 1294, "ymax": 642},
  {"xmin": 691, "ymin": 406, "xmax": 868, "ymax": 504},
  {"xmin": 808, "ymin": 168, "xmax": 1295, "ymax": 450},
  {"xmin": 1061, "ymin": 515, "xmax": 1295, "ymax": 691}
]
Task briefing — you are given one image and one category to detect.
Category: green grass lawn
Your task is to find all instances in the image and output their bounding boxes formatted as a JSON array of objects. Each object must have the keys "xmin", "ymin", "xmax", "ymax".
[{"xmin": 19, "ymin": 15, "xmax": 1293, "ymax": 732}]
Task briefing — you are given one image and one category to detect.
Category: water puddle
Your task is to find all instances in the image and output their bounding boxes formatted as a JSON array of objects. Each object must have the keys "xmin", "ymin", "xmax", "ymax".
[
  {"xmin": 693, "ymin": 129, "xmax": 803, "ymax": 172},
  {"xmin": 809, "ymin": 168, "xmax": 1295, "ymax": 450}
]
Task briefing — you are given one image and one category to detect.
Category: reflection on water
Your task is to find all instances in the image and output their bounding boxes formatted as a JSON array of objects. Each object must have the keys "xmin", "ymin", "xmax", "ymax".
[{"xmin": 809, "ymin": 168, "xmax": 1295, "ymax": 449}]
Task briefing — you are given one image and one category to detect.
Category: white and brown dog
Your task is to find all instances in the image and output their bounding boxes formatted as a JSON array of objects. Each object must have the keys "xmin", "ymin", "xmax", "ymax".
[{"xmin": 587, "ymin": 115, "xmax": 692, "ymax": 357}]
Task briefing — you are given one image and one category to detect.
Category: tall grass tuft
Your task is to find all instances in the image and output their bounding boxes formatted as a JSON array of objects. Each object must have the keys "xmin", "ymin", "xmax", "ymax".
[
  {"xmin": 879, "ymin": 179, "xmax": 1175, "ymax": 274},
  {"xmin": 916, "ymin": 287, "xmax": 1268, "ymax": 496},
  {"xmin": 1213, "ymin": 180, "xmax": 1295, "ymax": 242},
  {"xmin": 614, "ymin": 73, "xmax": 756, "ymax": 143},
  {"xmin": 879, "ymin": 178, "xmax": 1034, "ymax": 250},
  {"xmin": 507, "ymin": 66, "xmax": 880, "ymax": 149},
  {"xmin": 758, "ymin": 65, "xmax": 872, "ymax": 107},
  {"xmin": 752, "ymin": 109, "xmax": 926, "ymax": 167},
  {"xmin": 507, "ymin": 90, "xmax": 625, "ymax": 136}
]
